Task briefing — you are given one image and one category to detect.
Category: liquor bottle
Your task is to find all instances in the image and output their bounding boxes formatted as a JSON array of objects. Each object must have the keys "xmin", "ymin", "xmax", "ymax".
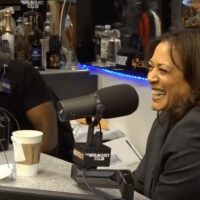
[
  {"xmin": 31, "ymin": 28, "xmax": 42, "ymax": 69},
  {"xmin": 106, "ymin": 29, "xmax": 121, "ymax": 67},
  {"xmin": 43, "ymin": 11, "xmax": 53, "ymax": 39},
  {"xmin": 23, "ymin": 17, "xmax": 32, "ymax": 62},
  {"xmin": 94, "ymin": 25, "xmax": 105, "ymax": 64},
  {"xmin": 100, "ymin": 24, "xmax": 111, "ymax": 64},
  {"xmin": 2, "ymin": 10, "xmax": 15, "ymax": 59},
  {"xmin": 14, "ymin": 17, "xmax": 25, "ymax": 61},
  {"xmin": 46, "ymin": 35, "xmax": 61, "ymax": 69},
  {"xmin": 15, "ymin": 17, "xmax": 24, "ymax": 36}
]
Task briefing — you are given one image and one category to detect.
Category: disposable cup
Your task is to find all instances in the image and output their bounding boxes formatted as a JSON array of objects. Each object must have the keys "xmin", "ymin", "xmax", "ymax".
[{"xmin": 11, "ymin": 130, "xmax": 43, "ymax": 177}]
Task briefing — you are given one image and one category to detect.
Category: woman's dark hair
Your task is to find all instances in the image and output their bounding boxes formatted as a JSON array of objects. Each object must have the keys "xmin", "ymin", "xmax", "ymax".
[{"xmin": 146, "ymin": 29, "xmax": 200, "ymax": 123}]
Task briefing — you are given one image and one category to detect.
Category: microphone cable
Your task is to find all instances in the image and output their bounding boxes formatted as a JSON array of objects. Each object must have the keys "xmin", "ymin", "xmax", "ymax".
[
  {"xmin": 82, "ymin": 168, "xmax": 114, "ymax": 200},
  {"xmin": 0, "ymin": 107, "xmax": 20, "ymax": 131},
  {"xmin": 0, "ymin": 107, "xmax": 20, "ymax": 180},
  {"xmin": 82, "ymin": 122, "xmax": 118, "ymax": 200},
  {"xmin": 0, "ymin": 109, "xmax": 11, "ymax": 169}
]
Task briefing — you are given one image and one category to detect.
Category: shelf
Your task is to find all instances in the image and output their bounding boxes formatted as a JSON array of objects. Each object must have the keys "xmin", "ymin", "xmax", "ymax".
[{"xmin": 79, "ymin": 63, "xmax": 148, "ymax": 82}]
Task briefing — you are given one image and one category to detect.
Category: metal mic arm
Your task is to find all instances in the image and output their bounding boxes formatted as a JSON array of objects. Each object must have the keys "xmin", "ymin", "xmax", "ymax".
[{"xmin": 71, "ymin": 164, "xmax": 134, "ymax": 200}]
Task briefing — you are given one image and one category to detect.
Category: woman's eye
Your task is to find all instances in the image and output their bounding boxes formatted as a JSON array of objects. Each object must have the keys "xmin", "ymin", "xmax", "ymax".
[
  {"xmin": 159, "ymin": 67, "xmax": 169, "ymax": 73},
  {"xmin": 147, "ymin": 64, "xmax": 170, "ymax": 74}
]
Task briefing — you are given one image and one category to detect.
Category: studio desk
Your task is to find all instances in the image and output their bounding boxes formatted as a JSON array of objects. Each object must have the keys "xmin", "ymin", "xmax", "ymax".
[
  {"xmin": 0, "ymin": 148, "xmax": 149, "ymax": 200},
  {"xmin": 40, "ymin": 69, "xmax": 98, "ymax": 100}
]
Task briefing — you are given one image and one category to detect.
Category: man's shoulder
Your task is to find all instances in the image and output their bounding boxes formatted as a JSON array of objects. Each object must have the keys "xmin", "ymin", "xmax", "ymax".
[
  {"xmin": 9, "ymin": 60, "xmax": 33, "ymax": 72},
  {"xmin": 7, "ymin": 60, "xmax": 41, "ymax": 81}
]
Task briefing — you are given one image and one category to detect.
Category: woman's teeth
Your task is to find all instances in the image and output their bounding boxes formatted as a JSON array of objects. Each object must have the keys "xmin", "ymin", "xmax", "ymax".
[{"xmin": 152, "ymin": 90, "xmax": 166, "ymax": 96}]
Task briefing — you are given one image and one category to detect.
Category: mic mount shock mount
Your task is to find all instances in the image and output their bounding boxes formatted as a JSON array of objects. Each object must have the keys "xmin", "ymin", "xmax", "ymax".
[{"xmin": 72, "ymin": 93, "xmax": 111, "ymax": 168}]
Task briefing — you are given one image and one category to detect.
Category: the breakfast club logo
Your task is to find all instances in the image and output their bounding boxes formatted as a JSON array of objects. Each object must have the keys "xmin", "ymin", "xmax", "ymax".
[{"xmin": 85, "ymin": 153, "xmax": 110, "ymax": 161}]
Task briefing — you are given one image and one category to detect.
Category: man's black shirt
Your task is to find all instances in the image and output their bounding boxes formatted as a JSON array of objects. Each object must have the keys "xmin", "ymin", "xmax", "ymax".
[{"xmin": 0, "ymin": 60, "xmax": 51, "ymax": 131}]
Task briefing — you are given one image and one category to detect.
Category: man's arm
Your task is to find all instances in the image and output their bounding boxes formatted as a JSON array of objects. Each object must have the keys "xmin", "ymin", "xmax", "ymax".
[{"xmin": 26, "ymin": 101, "xmax": 58, "ymax": 154}]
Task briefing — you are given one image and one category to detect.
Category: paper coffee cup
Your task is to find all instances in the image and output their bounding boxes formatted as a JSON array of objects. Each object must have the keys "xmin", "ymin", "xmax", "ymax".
[{"xmin": 11, "ymin": 130, "xmax": 43, "ymax": 177}]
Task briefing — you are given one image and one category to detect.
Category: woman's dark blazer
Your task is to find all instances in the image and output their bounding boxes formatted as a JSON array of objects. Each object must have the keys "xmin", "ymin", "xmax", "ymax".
[{"xmin": 133, "ymin": 106, "xmax": 200, "ymax": 200}]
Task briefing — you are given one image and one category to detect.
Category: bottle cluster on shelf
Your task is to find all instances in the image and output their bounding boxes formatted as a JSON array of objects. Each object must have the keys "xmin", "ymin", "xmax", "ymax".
[
  {"xmin": 94, "ymin": 24, "xmax": 121, "ymax": 67},
  {"xmin": 0, "ymin": 8, "xmax": 74, "ymax": 71}
]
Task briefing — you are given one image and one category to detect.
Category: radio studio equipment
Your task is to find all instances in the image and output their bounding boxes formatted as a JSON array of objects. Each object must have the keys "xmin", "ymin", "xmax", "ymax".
[{"xmin": 57, "ymin": 84, "xmax": 139, "ymax": 200}]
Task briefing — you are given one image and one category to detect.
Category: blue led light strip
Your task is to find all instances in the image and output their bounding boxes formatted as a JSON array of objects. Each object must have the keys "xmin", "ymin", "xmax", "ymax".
[{"xmin": 79, "ymin": 64, "xmax": 148, "ymax": 81}]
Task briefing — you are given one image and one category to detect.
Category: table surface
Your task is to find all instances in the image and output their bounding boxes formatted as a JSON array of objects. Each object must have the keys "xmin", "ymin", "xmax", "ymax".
[{"xmin": 0, "ymin": 147, "xmax": 149, "ymax": 200}]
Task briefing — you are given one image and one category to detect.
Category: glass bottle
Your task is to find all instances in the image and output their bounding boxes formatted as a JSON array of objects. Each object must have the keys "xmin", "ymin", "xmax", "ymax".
[
  {"xmin": 2, "ymin": 10, "xmax": 15, "ymax": 59},
  {"xmin": 43, "ymin": 11, "xmax": 53, "ymax": 39},
  {"xmin": 14, "ymin": 17, "xmax": 25, "ymax": 61},
  {"xmin": 31, "ymin": 28, "xmax": 42, "ymax": 70},
  {"xmin": 106, "ymin": 29, "xmax": 121, "ymax": 67},
  {"xmin": 46, "ymin": 35, "xmax": 61, "ymax": 69},
  {"xmin": 94, "ymin": 25, "xmax": 105, "ymax": 64},
  {"xmin": 61, "ymin": 14, "xmax": 77, "ymax": 70},
  {"xmin": 23, "ymin": 17, "xmax": 32, "ymax": 62},
  {"xmin": 100, "ymin": 24, "xmax": 111, "ymax": 64}
]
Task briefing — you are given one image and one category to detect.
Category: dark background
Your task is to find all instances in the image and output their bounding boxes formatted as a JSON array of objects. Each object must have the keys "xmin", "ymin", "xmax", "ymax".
[{"xmin": 76, "ymin": 0, "xmax": 161, "ymax": 63}]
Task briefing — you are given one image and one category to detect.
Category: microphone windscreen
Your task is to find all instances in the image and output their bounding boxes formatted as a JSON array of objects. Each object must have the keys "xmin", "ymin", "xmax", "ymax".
[{"xmin": 96, "ymin": 84, "xmax": 139, "ymax": 118}]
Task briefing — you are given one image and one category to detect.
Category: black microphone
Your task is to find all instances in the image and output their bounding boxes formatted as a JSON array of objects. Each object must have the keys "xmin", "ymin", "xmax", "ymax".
[{"xmin": 57, "ymin": 84, "xmax": 139, "ymax": 122}]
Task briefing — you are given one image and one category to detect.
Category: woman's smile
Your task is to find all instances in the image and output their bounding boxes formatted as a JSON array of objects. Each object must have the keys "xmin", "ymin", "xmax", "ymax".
[{"xmin": 152, "ymin": 89, "xmax": 166, "ymax": 100}]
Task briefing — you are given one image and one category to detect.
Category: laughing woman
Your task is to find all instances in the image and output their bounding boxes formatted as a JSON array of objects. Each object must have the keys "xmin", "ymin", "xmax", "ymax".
[{"xmin": 133, "ymin": 29, "xmax": 200, "ymax": 200}]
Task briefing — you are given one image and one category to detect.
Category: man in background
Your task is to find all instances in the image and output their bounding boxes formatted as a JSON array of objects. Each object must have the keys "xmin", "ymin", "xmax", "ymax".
[{"xmin": 0, "ymin": 56, "xmax": 58, "ymax": 155}]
